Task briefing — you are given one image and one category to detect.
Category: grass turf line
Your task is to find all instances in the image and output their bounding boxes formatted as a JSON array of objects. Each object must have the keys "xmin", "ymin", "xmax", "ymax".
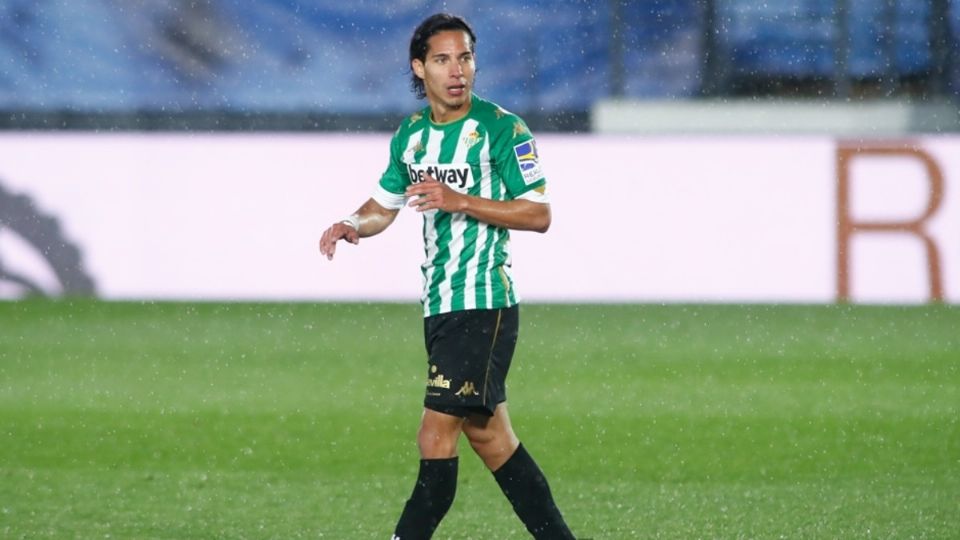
[{"xmin": 0, "ymin": 301, "xmax": 957, "ymax": 538}]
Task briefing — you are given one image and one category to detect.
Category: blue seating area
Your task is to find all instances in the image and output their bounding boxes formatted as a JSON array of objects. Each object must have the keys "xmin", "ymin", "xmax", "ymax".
[
  {"xmin": 722, "ymin": 0, "xmax": 946, "ymax": 80},
  {"xmin": 0, "ymin": 0, "xmax": 956, "ymax": 116}
]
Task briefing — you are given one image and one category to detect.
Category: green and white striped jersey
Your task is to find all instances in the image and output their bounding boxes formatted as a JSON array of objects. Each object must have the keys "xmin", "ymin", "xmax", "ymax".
[{"xmin": 373, "ymin": 95, "xmax": 549, "ymax": 317}]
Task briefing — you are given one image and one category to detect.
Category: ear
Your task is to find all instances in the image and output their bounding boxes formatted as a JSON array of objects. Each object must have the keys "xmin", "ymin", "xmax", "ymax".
[{"xmin": 412, "ymin": 58, "xmax": 425, "ymax": 80}]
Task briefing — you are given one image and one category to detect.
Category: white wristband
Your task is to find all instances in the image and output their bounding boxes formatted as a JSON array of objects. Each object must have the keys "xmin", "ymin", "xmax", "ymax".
[{"xmin": 340, "ymin": 215, "xmax": 360, "ymax": 231}]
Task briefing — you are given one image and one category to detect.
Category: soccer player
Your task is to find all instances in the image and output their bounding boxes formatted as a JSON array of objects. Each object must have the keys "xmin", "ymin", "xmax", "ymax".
[{"xmin": 319, "ymin": 13, "xmax": 575, "ymax": 540}]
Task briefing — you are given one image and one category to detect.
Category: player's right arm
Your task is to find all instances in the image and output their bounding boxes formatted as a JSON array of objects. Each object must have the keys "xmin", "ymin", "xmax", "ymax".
[
  {"xmin": 318, "ymin": 198, "xmax": 399, "ymax": 261},
  {"xmin": 320, "ymin": 116, "xmax": 414, "ymax": 261}
]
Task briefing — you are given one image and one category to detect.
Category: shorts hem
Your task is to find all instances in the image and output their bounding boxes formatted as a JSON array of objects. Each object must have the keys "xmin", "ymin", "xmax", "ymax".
[{"xmin": 424, "ymin": 400, "xmax": 502, "ymax": 418}]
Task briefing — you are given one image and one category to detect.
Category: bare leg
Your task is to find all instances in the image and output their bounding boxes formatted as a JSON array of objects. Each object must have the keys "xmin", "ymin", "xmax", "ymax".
[
  {"xmin": 417, "ymin": 408, "xmax": 465, "ymax": 458},
  {"xmin": 392, "ymin": 409, "xmax": 464, "ymax": 540},
  {"xmin": 462, "ymin": 402, "xmax": 520, "ymax": 470},
  {"xmin": 464, "ymin": 403, "xmax": 575, "ymax": 540}
]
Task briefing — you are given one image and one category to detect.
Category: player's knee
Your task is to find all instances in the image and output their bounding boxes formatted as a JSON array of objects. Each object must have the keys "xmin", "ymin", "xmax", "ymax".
[
  {"xmin": 417, "ymin": 425, "xmax": 459, "ymax": 458},
  {"xmin": 465, "ymin": 430, "xmax": 493, "ymax": 454},
  {"xmin": 464, "ymin": 427, "xmax": 503, "ymax": 458},
  {"xmin": 465, "ymin": 421, "xmax": 519, "ymax": 469}
]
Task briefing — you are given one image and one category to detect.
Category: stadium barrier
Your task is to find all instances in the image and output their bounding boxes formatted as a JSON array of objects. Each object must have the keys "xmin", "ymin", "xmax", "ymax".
[
  {"xmin": 592, "ymin": 100, "xmax": 960, "ymax": 135},
  {"xmin": 0, "ymin": 133, "xmax": 958, "ymax": 303}
]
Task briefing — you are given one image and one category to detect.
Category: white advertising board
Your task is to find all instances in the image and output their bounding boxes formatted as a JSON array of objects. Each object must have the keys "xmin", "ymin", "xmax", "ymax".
[{"xmin": 0, "ymin": 133, "xmax": 958, "ymax": 303}]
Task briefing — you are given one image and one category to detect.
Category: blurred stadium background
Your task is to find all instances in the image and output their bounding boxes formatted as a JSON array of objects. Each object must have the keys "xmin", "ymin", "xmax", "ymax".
[
  {"xmin": 0, "ymin": 0, "xmax": 957, "ymax": 131},
  {"xmin": 1, "ymin": 2, "xmax": 959, "ymax": 539}
]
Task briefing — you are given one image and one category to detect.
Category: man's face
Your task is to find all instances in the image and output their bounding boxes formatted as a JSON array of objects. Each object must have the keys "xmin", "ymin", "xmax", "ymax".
[{"xmin": 412, "ymin": 30, "xmax": 475, "ymax": 117}]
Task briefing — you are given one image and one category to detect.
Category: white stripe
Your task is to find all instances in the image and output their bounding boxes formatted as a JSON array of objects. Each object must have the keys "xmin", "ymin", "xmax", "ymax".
[
  {"xmin": 404, "ymin": 129, "xmax": 424, "ymax": 157},
  {"xmin": 453, "ymin": 119, "xmax": 478, "ymax": 163},
  {"xmin": 439, "ymin": 214, "xmax": 467, "ymax": 313},
  {"xmin": 482, "ymin": 176, "xmax": 514, "ymax": 306},
  {"xmin": 421, "ymin": 128, "xmax": 444, "ymax": 310},
  {"xmin": 497, "ymin": 175, "xmax": 514, "ymax": 285},
  {"xmin": 481, "ymin": 145, "xmax": 500, "ymax": 309},
  {"xmin": 401, "ymin": 128, "xmax": 423, "ymax": 173},
  {"xmin": 465, "ymin": 135, "xmax": 492, "ymax": 310},
  {"xmin": 437, "ymin": 120, "xmax": 478, "ymax": 313},
  {"xmin": 422, "ymin": 210, "xmax": 438, "ymax": 307}
]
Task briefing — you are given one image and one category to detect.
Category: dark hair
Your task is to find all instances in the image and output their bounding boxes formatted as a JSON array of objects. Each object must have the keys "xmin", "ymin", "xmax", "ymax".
[{"xmin": 408, "ymin": 13, "xmax": 477, "ymax": 99}]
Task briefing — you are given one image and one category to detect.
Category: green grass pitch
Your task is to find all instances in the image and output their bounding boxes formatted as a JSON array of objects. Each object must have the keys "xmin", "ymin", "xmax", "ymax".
[{"xmin": 1, "ymin": 301, "xmax": 958, "ymax": 539}]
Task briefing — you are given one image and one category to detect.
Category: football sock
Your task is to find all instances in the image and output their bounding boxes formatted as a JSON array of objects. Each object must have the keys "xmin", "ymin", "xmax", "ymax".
[
  {"xmin": 392, "ymin": 457, "xmax": 458, "ymax": 540},
  {"xmin": 492, "ymin": 443, "xmax": 576, "ymax": 539}
]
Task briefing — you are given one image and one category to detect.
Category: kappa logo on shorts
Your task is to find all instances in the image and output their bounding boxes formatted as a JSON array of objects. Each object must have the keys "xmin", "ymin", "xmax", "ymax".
[
  {"xmin": 513, "ymin": 139, "xmax": 544, "ymax": 185},
  {"xmin": 455, "ymin": 381, "xmax": 479, "ymax": 396},
  {"xmin": 426, "ymin": 364, "xmax": 451, "ymax": 389}
]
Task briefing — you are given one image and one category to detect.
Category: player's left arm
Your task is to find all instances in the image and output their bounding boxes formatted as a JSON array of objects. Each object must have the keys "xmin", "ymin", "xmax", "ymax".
[{"xmin": 405, "ymin": 179, "xmax": 550, "ymax": 233}]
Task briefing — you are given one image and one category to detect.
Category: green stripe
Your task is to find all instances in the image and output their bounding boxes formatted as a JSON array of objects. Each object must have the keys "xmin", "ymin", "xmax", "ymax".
[
  {"xmin": 451, "ymin": 156, "xmax": 487, "ymax": 311},
  {"xmin": 408, "ymin": 99, "xmax": 531, "ymax": 315},
  {"xmin": 474, "ymin": 215, "xmax": 498, "ymax": 308},
  {"xmin": 438, "ymin": 125, "xmax": 461, "ymax": 158},
  {"xmin": 426, "ymin": 212, "xmax": 453, "ymax": 316},
  {"xmin": 449, "ymin": 218, "xmax": 479, "ymax": 311},
  {"xmin": 428, "ymin": 125, "xmax": 464, "ymax": 314},
  {"xmin": 492, "ymin": 170, "xmax": 517, "ymax": 307},
  {"xmin": 488, "ymin": 229, "xmax": 509, "ymax": 307}
]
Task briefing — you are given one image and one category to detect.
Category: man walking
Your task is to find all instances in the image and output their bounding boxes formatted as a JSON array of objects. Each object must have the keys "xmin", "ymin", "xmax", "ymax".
[{"xmin": 319, "ymin": 13, "xmax": 575, "ymax": 540}]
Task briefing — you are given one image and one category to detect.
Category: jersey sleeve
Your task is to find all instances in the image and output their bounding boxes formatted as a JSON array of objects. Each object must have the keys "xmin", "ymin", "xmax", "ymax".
[
  {"xmin": 492, "ymin": 117, "xmax": 549, "ymax": 203},
  {"xmin": 373, "ymin": 128, "xmax": 409, "ymax": 210}
]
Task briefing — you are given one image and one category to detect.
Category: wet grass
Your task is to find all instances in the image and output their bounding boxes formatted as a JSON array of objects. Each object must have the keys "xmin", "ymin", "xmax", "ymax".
[{"xmin": 1, "ymin": 301, "xmax": 957, "ymax": 538}]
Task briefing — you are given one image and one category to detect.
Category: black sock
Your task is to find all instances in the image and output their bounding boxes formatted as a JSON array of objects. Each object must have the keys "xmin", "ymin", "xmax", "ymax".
[
  {"xmin": 493, "ymin": 443, "xmax": 575, "ymax": 539},
  {"xmin": 392, "ymin": 457, "xmax": 458, "ymax": 540}
]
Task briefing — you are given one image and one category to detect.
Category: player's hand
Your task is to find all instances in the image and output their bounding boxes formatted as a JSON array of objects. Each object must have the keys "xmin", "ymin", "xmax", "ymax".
[
  {"xmin": 405, "ymin": 174, "xmax": 466, "ymax": 213},
  {"xmin": 318, "ymin": 221, "xmax": 359, "ymax": 261}
]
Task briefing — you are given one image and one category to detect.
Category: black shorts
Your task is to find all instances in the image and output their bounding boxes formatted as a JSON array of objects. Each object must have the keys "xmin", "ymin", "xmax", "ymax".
[{"xmin": 422, "ymin": 305, "xmax": 519, "ymax": 417}]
